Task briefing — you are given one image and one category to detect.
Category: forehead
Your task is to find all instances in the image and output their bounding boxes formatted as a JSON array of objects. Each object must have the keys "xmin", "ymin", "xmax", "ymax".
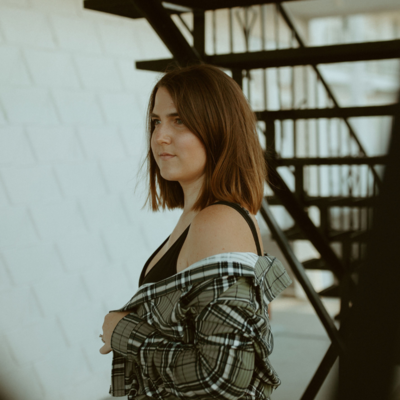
[{"xmin": 153, "ymin": 87, "xmax": 177, "ymax": 113}]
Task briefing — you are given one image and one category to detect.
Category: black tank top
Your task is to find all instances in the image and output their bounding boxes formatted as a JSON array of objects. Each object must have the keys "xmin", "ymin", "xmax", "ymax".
[{"xmin": 138, "ymin": 201, "xmax": 262, "ymax": 287}]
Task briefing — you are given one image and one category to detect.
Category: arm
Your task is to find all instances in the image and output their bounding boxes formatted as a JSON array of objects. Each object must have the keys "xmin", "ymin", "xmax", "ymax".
[{"xmin": 110, "ymin": 278, "xmax": 268, "ymax": 399}]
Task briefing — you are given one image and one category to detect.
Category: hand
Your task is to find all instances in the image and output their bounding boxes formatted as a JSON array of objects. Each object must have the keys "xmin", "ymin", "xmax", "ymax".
[{"xmin": 100, "ymin": 311, "xmax": 131, "ymax": 354}]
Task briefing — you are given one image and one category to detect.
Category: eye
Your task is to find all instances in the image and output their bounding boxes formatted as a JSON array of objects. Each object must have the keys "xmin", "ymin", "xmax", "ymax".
[
  {"xmin": 152, "ymin": 119, "xmax": 160, "ymax": 125},
  {"xmin": 175, "ymin": 118, "xmax": 183, "ymax": 125}
]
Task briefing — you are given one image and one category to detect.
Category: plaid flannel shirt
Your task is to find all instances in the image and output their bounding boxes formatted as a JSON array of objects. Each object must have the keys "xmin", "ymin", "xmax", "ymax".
[{"xmin": 109, "ymin": 252, "xmax": 292, "ymax": 400}]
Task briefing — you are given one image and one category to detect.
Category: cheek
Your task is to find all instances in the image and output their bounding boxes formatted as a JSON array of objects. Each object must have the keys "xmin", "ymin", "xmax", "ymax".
[{"xmin": 181, "ymin": 135, "xmax": 205, "ymax": 156}]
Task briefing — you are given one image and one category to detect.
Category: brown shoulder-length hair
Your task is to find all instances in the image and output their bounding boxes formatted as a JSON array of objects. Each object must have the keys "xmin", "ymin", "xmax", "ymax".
[{"xmin": 139, "ymin": 63, "xmax": 267, "ymax": 215}]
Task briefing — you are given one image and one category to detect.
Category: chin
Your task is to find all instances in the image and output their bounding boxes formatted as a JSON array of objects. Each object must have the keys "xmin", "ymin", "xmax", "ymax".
[{"xmin": 160, "ymin": 171, "xmax": 180, "ymax": 181}]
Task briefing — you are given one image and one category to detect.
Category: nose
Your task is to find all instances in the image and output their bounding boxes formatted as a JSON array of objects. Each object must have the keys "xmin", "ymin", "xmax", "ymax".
[{"xmin": 154, "ymin": 123, "xmax": 172, "ymax": 145}]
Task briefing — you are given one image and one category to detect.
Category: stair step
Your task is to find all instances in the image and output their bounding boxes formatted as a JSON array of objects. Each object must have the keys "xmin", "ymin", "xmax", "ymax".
[
  {"xmin": 135, "ymin": 39, "xmax": 400, "ymax": 72},
  {"xmin": 302, "ymin": 258, "xmax": 330, "ymax": 271},
  {"xmin": 84, "ymin": 0, "xmax": 297, "ymax": 19},
  {"xmin": 272, "ymin": 156, "xmax": 387, "ymax": 166},
  {"xmin": 84, "ymin": 0, "xmax": 188, "ymax": 19},
  {"xmin": 281, "ymin": 225, "xmax": 369, "ymax": 243},
  {"xmin": 266, "ymin": 195, "xmax": 375, "ymax": 207},
  {"xmin": 318, "ymin": 284, "xmax": 340, "ymax": 298},
  {"xmin": 256, "ymin": 104, "xmax": 398, "ymax": 121},
  {"xmin": 162, "ymin": 0, "xmax": 295, "ymax": 11}
]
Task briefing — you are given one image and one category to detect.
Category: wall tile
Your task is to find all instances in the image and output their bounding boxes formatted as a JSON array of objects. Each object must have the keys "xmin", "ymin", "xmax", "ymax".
[
  {"xmin": 80, "ymin": 262, "xmax": 135, "ymax": 308},
  {"xmin": 0, "ymin": 206, "xmax": 39, "ymax": 249},
  {"xmin": 26, "ymin": 126, "xmax": 85, "ymax": 163},
  {"xmin": 57, "ymin": 303, "xmax": 105, "ymax": 346},
  {"xmin": 30, "ymin": 0, "xmax": 78, "ymax": 15},
  {"xmin": 0, "ymin": 7, "xmax": 56, "ymax": 49},
  {"xmin": 79, "ymin": 193, "xmax": 130, "ymax": 232},
  {"xmin": 52, "ymin": 90, "xmax": 105, "ymax": 125},
  {"xmin": 1, "ymin": 243, "xmax": 64, "ymax": 286},
  {"xmin": 33, "ymin": 347, "xmax": 91, "ymax": 398},
  {"xmin": 117, "ymin": 59, "xmax": 158, "ymax": 93},
  {"xmin": 97, "ymin": 19, "xmax": 144, "ymax": 58},
  {"xmin": 4, "ymin": 319, "xmax": 68, "ymax": 366},
  {"xmin": 77, "ymin": 126, "xmax": 126, "ymax": 160},
  {"xmin": 24, "ymin": 49, "xmax": 80, "ymax": 89},
  {"xmin": 56, "ymin": 232, "xmax": 108, "ymax": 273},
  {"xmin": 0, "ymin": 127, "xmax": 36, "ymax": 167},
  {"xmin": 60, "ymin": 370, "xmax": 112, "ymax": 400},
  {"xmin": 100, "ymin": 223, "xmax": 149, "ymax": 265},
  {"xmin": 1, "ymin": 165, "xmax": 63, "ymax": 205},
  {"xmin": 81, "ymin": 337, "xmax": 112, "ymax": 374},
  {"xmin": 32, "ymin": 274, "xmax": 91, "ymax": 317},
  {"xmin": 0, "ymin": 87, "xmax": 59, "ymax": 124},
  {"xmin": 0, "ymin": 333, "xmax": 19, "ymax": 376},
  {"xmin": 54, "ymin": 162, "xmax": 108, "ymax": 198},
  {"xmin": 0, "ymin": 45, "xmax": 31, "ymax": 87},
  {"xmin": 29, "ymin": 199, "xmax": 87, "ymax": 241},
  {"xmin": 99, "ymin": 159, "xmax": 138, "ymax": 194},
  {"xmin": 50, "ymin": 15, "xmax": 102, "ymax": 54},
  {"xmin": 74, "ymin": 55, "xmax": 122, "ymax": 91},
  {"xmin": 0, "ymin": 287, "xmax": 43, "ymax": 331},
  {"xmin": 98, "ymin": 93, "xmax": 142, "ymax": 125},
  {"xmin": 0, "ymin": 255, "xmax": 12, "ymax": 290},
  {"xmin": 119, "ymin": 124, "xmax": 147, "ymax": 157}
]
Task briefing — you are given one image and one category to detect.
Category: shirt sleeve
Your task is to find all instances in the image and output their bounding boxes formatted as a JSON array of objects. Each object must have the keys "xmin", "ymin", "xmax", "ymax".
[{"xmin": 110, "ymin": 278, "xmax": 269, "ymax": 400}]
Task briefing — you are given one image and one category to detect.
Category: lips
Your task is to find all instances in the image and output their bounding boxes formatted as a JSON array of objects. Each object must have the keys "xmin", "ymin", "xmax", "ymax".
[{"xmin": 160, "ymin": 154, "xmax": 175, "ymax": 160}]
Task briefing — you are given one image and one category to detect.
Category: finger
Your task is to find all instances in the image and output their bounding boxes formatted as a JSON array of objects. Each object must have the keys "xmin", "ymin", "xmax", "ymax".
[{"xmin": 99, "ymin": 344, "xmax": 111, "ymax": 355}]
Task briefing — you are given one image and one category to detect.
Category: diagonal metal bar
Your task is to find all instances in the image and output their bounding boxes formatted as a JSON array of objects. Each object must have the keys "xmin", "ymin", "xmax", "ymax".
[
  {"xmin": 260, "ymin": 198, "xmax": 346, "ymax": 356},
  {"xmin": 129, "ymin": 0, "xmax": 202, "ymax": 68},
  {"xmin": 300, "ymin": 343, "xmax": 338, "ymax": 400},
  {"xmin": 265, "ymin": 158, "xmax": 345, "ymax": 280},
  {"xmin": 276, "ymin": 2, "xmax": 383, "ymax": 189}
]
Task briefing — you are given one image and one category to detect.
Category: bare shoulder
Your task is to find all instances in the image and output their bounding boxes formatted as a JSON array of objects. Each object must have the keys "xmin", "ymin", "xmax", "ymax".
[{"xmin": 184, "ymin": 204, "xmax": 263, "ymax": 267}]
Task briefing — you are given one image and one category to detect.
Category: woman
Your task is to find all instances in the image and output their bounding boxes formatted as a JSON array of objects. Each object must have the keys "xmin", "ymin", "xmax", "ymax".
[{"xmin": 99, "ymin": 64, "xmax": 291, "ymax": 400}]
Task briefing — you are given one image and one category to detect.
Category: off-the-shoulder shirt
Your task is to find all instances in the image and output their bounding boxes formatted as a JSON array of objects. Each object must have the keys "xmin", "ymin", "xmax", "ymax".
[{"xmin": 108, "ymin": 252, "xmax": 292, "ymax": 400}]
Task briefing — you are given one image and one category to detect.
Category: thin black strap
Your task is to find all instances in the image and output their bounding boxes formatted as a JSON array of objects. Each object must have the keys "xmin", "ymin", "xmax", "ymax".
[{"xmin": 207, "ymin": 201, "xmax": 262, "ymax": 256}]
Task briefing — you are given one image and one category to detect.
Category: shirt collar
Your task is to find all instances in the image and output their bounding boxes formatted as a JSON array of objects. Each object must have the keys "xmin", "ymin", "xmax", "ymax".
[{"xmin": 113, "ymin": 252, "xmax": 288, "ymax": 312}]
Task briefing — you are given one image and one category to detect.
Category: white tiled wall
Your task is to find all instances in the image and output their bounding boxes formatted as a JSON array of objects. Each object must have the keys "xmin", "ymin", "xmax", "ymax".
[{"xmin": 0, "ymin": 1, "xmax": 181, "ymax": 399}]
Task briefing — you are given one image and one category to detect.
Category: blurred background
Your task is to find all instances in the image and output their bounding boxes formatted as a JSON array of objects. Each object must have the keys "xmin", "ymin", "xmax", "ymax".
[{"xmin": 0, "ymin": 0, "xmax": 399, "ymax": 399}]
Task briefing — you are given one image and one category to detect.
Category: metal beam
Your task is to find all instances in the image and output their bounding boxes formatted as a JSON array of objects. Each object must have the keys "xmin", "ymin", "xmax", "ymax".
[
  {"xmin": 84, "ymin": 0, "xmax": 296, "ymax": 18},
  {"xmin": 259, "ymin": 199, "xmax": 346, "ymax": 355},
  {"xmin": 256, "ymin": 104, "xmax": 398, "ymax": 121},
  {"xmin": 274, "ymin": 156, "xmax": 388, "ymax": 166},
  {"xmin": 266, "ymin": 195, "xmax": 375, "ymax": 207},
  {"xmin": 300, "ymin": 344, "xmax": 338, "ymax": 400},
  {"xmin": 164, "ymin": 0, "xmax": 293, "ymax": 10},
  {"xmin": 136, "ymin": 39, "xmax": 400, "ymax": 71},
  {"xmin": 84, "ymin": 0, "xmax": 182, "ymax": 19},
  {"xmin": 266, "ymin": 160, "xmax": 346, "ymax": 279},
  {"xmin": 132, "ymin": 0, "xmax": 202, "ymax": 68}
]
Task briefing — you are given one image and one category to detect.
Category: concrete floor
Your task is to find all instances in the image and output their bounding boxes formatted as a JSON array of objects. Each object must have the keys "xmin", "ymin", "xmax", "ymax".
[{"xmin": 269, "ymin": 296, "xmax": 340, "ymax": 400}]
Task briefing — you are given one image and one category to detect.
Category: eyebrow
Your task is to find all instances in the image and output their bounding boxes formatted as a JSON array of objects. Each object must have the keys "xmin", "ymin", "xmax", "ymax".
[{"xmin": 150, "ymin": 112, "xmax": 180, "ymax": 118}]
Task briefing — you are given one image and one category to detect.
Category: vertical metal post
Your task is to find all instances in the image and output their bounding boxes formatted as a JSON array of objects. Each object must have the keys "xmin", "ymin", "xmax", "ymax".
[
  {"xmin": 193, "ymin": 10, "xmax": 205, "ymax": 59},
  {"xmin": 294, "ymin": 165, "xmax": 304, "ymax": 203},
  {"xmin": 266, "ymin": 119, "xmax": 276, "ymax": 157},
  {"xmin": 232, "ymin": 69, "xmax": 243, "ymax": 90}
]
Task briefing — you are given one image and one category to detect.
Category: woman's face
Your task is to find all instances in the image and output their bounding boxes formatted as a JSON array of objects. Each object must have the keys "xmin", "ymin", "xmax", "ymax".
[{"xmin": 151, "ymin": 86, "xmax": 207, "ymax": 185}]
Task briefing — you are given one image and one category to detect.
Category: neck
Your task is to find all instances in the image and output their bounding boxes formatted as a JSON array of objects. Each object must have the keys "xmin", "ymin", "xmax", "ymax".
[{"xmin": 180, "ymin": 174, "xmax": 205, "ymax": 215}]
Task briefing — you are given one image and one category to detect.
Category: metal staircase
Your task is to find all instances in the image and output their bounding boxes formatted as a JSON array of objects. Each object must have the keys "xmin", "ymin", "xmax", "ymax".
[{"xmin": 84, "ymin": 0, "xmax": 399, "ymax": 398}]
